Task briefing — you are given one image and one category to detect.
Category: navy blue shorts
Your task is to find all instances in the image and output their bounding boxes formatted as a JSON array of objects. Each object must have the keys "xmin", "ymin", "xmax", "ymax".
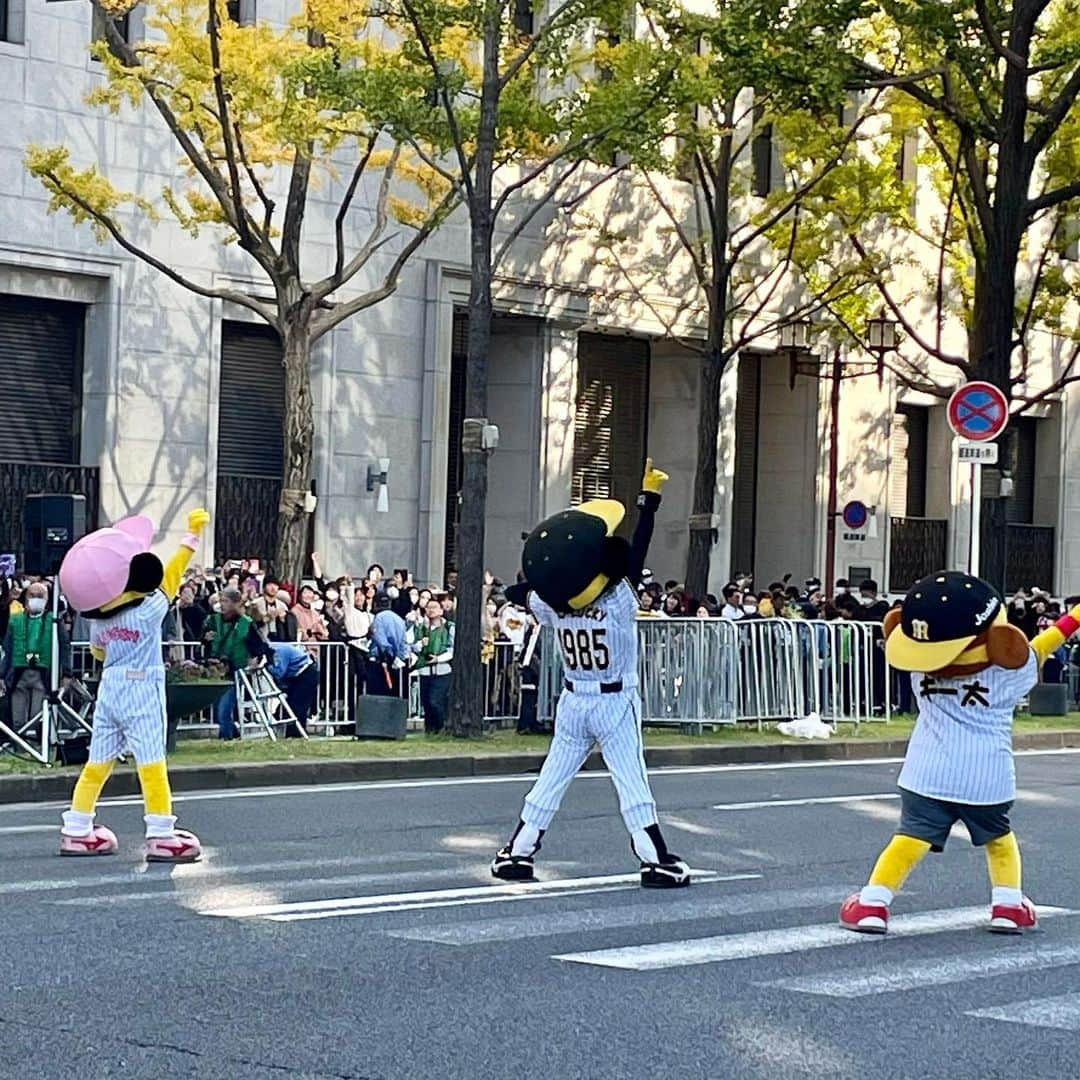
[{"xmin": 897, "ymin": 788, "xmax": 1012, "ymax": 851}]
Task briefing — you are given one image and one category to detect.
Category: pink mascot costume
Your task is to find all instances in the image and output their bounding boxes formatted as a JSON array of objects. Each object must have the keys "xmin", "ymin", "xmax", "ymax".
[{"xmin": 57, "ymin": 509, "xmax": 209, "ymax": 862}]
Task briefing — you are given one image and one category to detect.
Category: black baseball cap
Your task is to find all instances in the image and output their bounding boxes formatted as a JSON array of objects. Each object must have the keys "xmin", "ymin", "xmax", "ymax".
[
  {"xmin": 521, "ymin": 500, "xmax": 625, "ymax": 611},
  {"xmin": 887, "ymin": 570, "xmax": 1003, "ymax": 672}
]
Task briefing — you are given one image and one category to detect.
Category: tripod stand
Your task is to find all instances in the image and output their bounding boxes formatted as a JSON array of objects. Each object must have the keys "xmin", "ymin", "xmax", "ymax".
[{"xmin": 0, "ymin": 581, "xmax": 92, "ymax": 765}]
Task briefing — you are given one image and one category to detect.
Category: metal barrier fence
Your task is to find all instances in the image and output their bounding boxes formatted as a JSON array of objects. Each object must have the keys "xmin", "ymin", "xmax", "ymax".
[
  {"xmin": 538, "ymin": 618, "xmax": 888, "ymax": 727},
  {"xmin": 71, "ymin": 619, "xmax": 887, "ymax": 736},
  {"xmin": 71, "ymin": 640, "xmax": 353, "ymax": 735}
]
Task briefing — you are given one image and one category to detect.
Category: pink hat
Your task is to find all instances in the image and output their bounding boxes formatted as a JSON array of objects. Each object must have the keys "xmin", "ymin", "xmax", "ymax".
[{"xmin": 59, "ymin": 515, "xmax": 157, "ymax": 614}]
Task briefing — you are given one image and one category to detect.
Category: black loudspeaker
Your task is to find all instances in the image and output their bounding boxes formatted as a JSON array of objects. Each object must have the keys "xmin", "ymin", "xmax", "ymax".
[{"xmin": 24, "ymin": 494, "xmax": 87, "ymax": 575}]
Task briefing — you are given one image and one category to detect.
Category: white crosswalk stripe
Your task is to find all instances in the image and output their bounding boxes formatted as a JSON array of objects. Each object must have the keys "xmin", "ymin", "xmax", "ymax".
[
  {"xmin": 553, "ymin": 906, "xmax": 1076, "ymax": 971},
  {"xmin": 389, "ymin": 885, "xmax": 849, "ymax": 946},
  {"xmin": 762, "ymin": 943, "xmax": 1080, "ymax": 998},
  {"xmin": 967, "ymin": 993, "xmax": 1080, "ymax": 1031},
  {"xmin": 199, "ymin": 869, "xmax": 754, "ymax": 922}
]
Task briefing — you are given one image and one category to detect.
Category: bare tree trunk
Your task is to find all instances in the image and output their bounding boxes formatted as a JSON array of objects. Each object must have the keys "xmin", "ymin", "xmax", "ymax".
[
  {"xmin": 448, "ymin": 0, "xmax": 500, "ymax": 738},
  {"xmin": 685, "ymin": 349, "xmax": 725, "ymax": 597},
  {"xmin": 275, "ymin": 325, "xmax": 315, "ymax": 585}
]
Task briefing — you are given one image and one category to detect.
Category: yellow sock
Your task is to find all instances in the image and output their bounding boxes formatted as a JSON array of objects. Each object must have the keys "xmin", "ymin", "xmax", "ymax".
[
  {"xmin": 136, "ymin": 759, "xmax": 173, "ymax": 817},
  {"xmin": 865, "ymin": 834, "xmax": 932, "ymax": 901},
  {"xmin": 986, "ymin": 832, "xmax": 1022, "ymax": 904},
  {"xmin": 71, "ymin": 760, "xmax": 115, "ymax": 814}
]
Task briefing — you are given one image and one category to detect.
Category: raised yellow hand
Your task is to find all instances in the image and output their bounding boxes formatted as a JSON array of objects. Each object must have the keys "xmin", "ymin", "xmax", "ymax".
[
  {"xmin": 642, "ymin": 458, "xmax": 669, "ymax": 494},
  {"xmin": 187, "ymin": 508, "xmax": 211, "ymax": 535}
]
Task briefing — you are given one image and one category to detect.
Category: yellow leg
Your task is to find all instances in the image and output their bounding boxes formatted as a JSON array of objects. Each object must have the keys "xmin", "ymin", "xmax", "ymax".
[
  {"xmin": 71, "ymin": 760, "xmax": 115, "ymax": 814},
  {"xmin": 868, "ymin": 834, "xmax": 933, "ymax": 893},
  {"xmin": 136, "ymin": 759, "xmax": 172, "ymax": 817},
  {"xmin": 985, "ymin": 832, "xmax": 1022, "ymax": 889}
]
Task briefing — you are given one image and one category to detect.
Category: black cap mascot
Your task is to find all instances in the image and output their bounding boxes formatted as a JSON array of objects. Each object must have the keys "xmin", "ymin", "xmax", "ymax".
[
  {"xmin": 491, "ymin": 460, "xmax": 690, "ymax": 889},
  {"xmin": 840, "ymin": 570, "xmax": 1080, "ymax": 935}
]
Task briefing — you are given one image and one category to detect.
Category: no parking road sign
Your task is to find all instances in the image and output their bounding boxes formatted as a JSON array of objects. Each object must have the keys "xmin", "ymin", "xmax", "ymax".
[{"xmin": 947, "ymin": 381, "xmax": 1008, "ymax": 442}]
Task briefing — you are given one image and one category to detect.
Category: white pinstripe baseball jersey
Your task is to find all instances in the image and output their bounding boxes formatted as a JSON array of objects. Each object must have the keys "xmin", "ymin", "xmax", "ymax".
[
  {"xmin": 530, "ymin": 579, "xmax": 638, "ymax": 685},
  {"xmin": 88, "ymin": 590, "xmax": 169, "ymax": 764},
  {"xmin": 897, "ymin": 649, "xmax": 1039, "ymax": 805}
]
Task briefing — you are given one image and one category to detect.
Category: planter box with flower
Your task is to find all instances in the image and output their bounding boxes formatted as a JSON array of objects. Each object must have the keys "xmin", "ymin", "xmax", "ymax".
[{"xmin": 87, "ymin": 658, "xmax": 233, "ymax": 752}]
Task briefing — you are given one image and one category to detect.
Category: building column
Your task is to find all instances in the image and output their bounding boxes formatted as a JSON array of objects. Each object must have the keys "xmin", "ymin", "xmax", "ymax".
[{"xmin": 538, "ymin": 322, "xmax": 578, "ymax": 519}]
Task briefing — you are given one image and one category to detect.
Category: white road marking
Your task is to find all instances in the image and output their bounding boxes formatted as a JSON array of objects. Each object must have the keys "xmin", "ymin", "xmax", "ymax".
[
  {"xmin": 764, "ymin": 943, "xmax": 1080, "ymax": 997},
  {"xmin": 1, "ymin": 746, "xmax": 1076, "ymax": 815},
  {"xmin": 199, "ymin": 870, "xmax": 758, "ymax": 921},
  {"xmin": 0, "ymin": 824, "xmax": 58, "ymax": 834},
  {"xmin": 967, "ymin": 993, "xmax": 1080, "ymax": 1031},
  {"xmin": 48, "ymin": 866, "xmax": 481, "ymax": 906},
  {"xmin": 713, "ymin": 794, "xmax": 900, "ymax": 811},
  {"xmin": 390, "ymin": 885, "xmax": 851, "ymax": 946},
  {"xmin": 0, "ymin": 851, "xmax": 459, "ymax": 896},
  {"xmin": 553, "ymin": 906, "xmax": 1076, "ymax": 971}
]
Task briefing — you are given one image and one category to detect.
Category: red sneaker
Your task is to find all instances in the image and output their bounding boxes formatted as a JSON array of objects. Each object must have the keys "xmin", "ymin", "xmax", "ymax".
[
  {"xmin": 839, "ymin": 893, "xmax": 889, "ymax": 934},
  {"xmin": 990, "ymin": 898, "xmax": 1038, "ymax": 934},
  {"xmin": 59, "ymin": 824, "xmax": 118, "ymax": 857},
  {"xmin": 145, "ymin": 830, "xmax": 202, "ymax": 864}
]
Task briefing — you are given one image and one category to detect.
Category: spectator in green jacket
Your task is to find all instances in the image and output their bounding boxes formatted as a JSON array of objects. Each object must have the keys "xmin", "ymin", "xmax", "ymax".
[
  {"xmin": 201, "ymin": 586, "xmax": 267, "ymax": 739},
  {"xmin": 411, "ymin": 599, "xmax": 454, "ymax": 734}
]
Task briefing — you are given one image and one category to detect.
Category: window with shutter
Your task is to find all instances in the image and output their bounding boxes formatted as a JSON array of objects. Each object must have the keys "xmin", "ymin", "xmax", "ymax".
[
  {"xmin": 729, "ymin": 353, "xmax": 761, "ymax": 577},
  {"xmin": 215, "ymin": 322, "xmax": 284, "ymax": 564},
  {"xmin": 1008, "ymin": 417, "xmax": 1037, "ymax": 525},
  {"xmin": 571, "ymin": 333, "xmax": 649, "ymax": 536},
  {"xmin": 442, "ymin": 312, "xmax": 469, "ymax": 573},
  {"xmin": 217, "ymin": 322, "xmax": 284, "ymax": 477},
  {"xmin": 0, "ymin": 293, "xmax": 85, "ymax": 466},
  {"xmin": 889, "ymin": 405, "xmax": 927, "ymax": 518}
]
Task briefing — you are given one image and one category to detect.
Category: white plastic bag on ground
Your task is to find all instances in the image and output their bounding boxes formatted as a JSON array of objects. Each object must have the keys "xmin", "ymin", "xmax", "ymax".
[{"xmin": 776, "ymin": 713, "xmax": 833, "ymax": 739}]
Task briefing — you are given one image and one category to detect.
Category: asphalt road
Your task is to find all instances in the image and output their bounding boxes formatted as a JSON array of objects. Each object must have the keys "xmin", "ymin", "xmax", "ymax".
[{"xmin": 3, "ymin": 749, "xmax": 1080, "ymax": 1079}]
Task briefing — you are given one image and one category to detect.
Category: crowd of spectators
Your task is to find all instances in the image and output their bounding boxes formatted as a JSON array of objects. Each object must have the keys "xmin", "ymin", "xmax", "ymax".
[
  {"xmin": 635, "ymin": 570, "xmax": 891, "ymax": 625},
  {"xmin": 1, "ymin": 556, "xmax": 1077, "ymax": 744}
]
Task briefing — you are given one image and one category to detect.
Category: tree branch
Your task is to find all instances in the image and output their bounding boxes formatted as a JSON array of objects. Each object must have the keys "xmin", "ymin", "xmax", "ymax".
[
  {"xmin": 643, "ymin": 168, "xmax": 709, "ymax": 293},
  {"xmin": 399, "ymin": 0, "xmax": 475, "ymax": 205},
  {"xmin": 492, "ymin": 159, "xmax": 586, "ymax": 270},
  {"xmin": 1027, "ymin": 63, "xmax": 1080, "ymax": 161},
  {"xmin": 37, "ymin": 166, "xmax": 276, "ymax": 322},
  {"xmin": 974, "ymin": 0, "xmax": 1028, "ymax": 70},
  {"xmin": 848, "ymin": 231, "xmax": 969, "ymax": 369},
  {"xmin": 498, "ymin": 0, "xmax": 580, "ymax": 91},
  {"xmin": 330, "ymin": 132, "xmax": 380, "ymax": 290},
  {"xmin": 309, "ymin": 188, "xmax": 458, "ymax": 338},
  {"xmin": 1028, "ymin": 177, "xmax": 1080, "ymax": 214}
]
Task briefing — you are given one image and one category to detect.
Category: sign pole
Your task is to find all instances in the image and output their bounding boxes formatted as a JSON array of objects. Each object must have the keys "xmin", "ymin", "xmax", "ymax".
[{"xmin": 969, "ymin": 462, "xmax": 981, "ymax": 576}]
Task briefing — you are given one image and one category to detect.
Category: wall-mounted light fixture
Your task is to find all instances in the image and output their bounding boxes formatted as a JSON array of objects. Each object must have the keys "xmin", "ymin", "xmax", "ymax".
[{"xmin": 367, "ymin": 458, "xmax": 390, "ymax": 513}]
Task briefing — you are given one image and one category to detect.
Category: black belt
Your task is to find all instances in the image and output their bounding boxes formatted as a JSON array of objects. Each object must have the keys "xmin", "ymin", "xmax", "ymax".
[{"xmin": 564, "ymin": 679, "xmax": 623, "ymax": 694}]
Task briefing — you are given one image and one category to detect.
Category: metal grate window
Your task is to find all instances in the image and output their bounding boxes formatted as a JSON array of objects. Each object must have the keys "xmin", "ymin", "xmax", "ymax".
[
  {"xmin": 888, "ymin": 404, "xmax": 928, "ymax": 518},
  {"xmin": 1007, "ymin": 417, "xmax": 1037, "ymax": 525},
  {"xmin": 0, "ymin": 294, "xmax": 85, "ymax": 466},
  {"xmin": 442, "ymin": 311, "xmax": 469, "ymax": 574},
  {"xmin": 216, "ymin": 322, "xmax": 284, "ymax": 477},
  {"xmin": 571, "ymin": 333, "xmax": 649, "ymax": 536},
  {"xmin": 729, "ymin": 353, "xmax": 761, "ymax": 578}
]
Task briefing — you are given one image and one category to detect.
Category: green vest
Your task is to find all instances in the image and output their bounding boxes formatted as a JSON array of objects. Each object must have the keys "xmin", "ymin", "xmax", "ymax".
[
  {"xmin": 10, "ymin": 613, "xmax": 54, "ymax": 671},
  {"xmin": 207, "ymin": 613, "xmax": 254, "ymax": 671}
]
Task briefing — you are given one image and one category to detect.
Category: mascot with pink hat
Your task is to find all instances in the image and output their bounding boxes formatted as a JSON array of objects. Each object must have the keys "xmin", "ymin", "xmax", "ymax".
[{"xmin": 57, "ymin": 508, "xmax": 211, "ymax": 862}]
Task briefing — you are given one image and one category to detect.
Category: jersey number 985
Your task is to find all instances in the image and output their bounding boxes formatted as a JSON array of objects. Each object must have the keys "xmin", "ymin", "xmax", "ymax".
[{"xmin": 560, "ymin": 629, "xmax": 610, "ymax": 671}]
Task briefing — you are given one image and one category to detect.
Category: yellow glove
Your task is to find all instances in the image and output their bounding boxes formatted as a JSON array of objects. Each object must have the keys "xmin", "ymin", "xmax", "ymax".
[
  {"xmin": 187, "ymin": 508, "xmax": 211, "ymax": 535},
  {"xmin": 642, "ymin": 458, "xmax": 668, "ymax": 494}
]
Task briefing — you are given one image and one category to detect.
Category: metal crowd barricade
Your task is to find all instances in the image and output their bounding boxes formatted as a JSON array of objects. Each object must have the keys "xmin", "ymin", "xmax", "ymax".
[
  {"xmin": 538, "ymin": 618, "xmax": 889, "ymax": 728},
  {"xmin": 405, "ymin": 639, "xmax": 522, "ymax": 728},
  {"xmin": 71, "ymin": 639, "xmax": 351, "ymax": 736}
]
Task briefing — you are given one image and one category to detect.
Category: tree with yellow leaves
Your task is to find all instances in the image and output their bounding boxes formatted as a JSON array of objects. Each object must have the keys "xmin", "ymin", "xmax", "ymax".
[{"xmin": 27, "ymin": 0, "xmax": 457, "ymax": 580}]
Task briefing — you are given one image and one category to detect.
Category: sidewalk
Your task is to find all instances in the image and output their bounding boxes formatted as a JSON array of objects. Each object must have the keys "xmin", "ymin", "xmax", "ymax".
[{"xmin": 2, "ymin": 722, "xmax": 1079, "ymax": 805}]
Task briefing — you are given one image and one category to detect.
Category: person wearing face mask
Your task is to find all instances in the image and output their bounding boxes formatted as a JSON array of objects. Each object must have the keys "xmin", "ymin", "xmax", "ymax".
[
  {"xmin": 1, "ymin": 582, "xmax": 72, "ymax": 740},
  {"xmin": 855, "ymin": 579, "xmax": 890, "ymax": 622},
  {"xmin": 292, "ymin": 585, "xmax": 329, "ymax": 659},
  {"xmin": 741, "ymin": 596, "xmax": 762, "ymax": 621}
]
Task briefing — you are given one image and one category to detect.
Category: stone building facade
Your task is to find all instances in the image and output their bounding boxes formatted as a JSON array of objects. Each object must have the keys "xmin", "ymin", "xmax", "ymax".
[{"xmin": 0, "ymin": 0, "xmax": 1074, "ymax": 597}]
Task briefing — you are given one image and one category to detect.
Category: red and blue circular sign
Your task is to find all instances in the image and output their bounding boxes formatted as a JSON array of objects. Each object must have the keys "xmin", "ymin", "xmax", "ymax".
[
  {"xmin": 947, "ymin": 381, "xmax": 1008, "ymax": 442},
  {"xmin": 842, "ymin": 501, "xmax": 869, "ymax": 530}
]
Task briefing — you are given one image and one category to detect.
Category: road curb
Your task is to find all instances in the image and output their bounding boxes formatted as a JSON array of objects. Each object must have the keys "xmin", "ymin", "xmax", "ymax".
[{"xmin": 3, "ymin": 729, "xmax": 1079, "ymax": 805}]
